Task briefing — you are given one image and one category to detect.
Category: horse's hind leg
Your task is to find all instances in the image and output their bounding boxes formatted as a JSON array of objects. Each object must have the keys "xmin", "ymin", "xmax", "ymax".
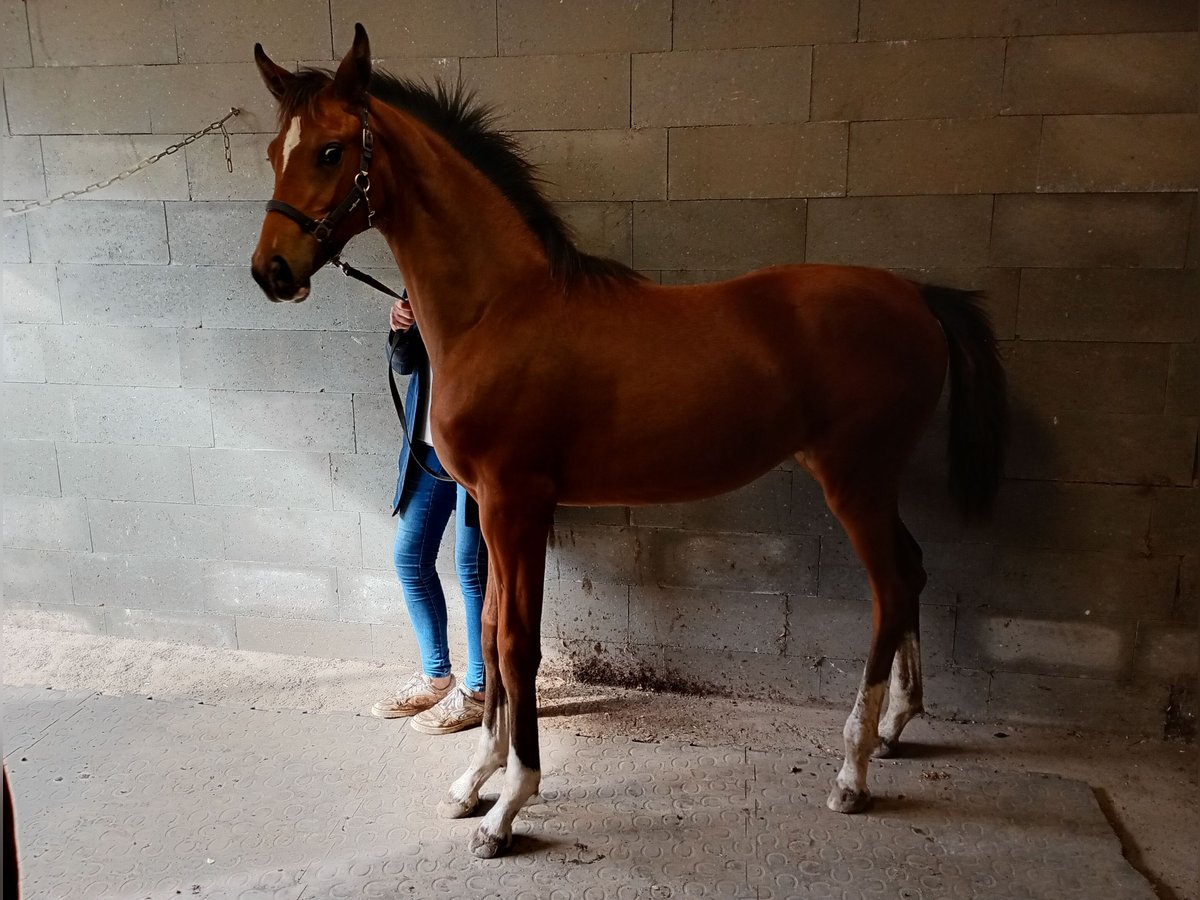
[
  {"xmin": 439, "ymin": 579, "xmax": 507, "ymax": 819},
  {"xmin": 876, "ymin": 520, "xmax": 926, "ymax": 758},
  {"xmin": 818, "ymin": 486, "xmax": 912, "ymax": 814}
]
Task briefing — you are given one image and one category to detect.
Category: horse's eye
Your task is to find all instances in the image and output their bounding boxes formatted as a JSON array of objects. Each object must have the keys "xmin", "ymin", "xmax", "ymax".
[{"xmin": 320, "ymin": 143, "xmax": 343, "ymax": 166}]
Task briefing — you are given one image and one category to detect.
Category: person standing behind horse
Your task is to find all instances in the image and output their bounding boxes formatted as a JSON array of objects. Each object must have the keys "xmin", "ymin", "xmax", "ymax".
[{"xmin": 371, "ymin": 293, "xmax": 488, "ymax": 733}]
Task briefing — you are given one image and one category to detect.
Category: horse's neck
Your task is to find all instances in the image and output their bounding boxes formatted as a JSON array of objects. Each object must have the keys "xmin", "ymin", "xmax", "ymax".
[{"xmin": 371, "ymin": 106, "xmax": 550, "ymax": 361}]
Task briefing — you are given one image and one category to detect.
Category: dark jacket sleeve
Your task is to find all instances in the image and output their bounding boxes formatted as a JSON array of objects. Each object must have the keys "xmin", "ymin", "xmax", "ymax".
[{"xmin": 386, "ymin": 325, "xmax": 426, "ymax": 376}]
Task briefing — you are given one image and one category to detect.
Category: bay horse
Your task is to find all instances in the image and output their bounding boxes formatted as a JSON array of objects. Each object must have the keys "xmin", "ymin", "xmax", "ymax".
[{"xmin": 250, "ymin": 25, "xmax": 1007, "ymax": 859}]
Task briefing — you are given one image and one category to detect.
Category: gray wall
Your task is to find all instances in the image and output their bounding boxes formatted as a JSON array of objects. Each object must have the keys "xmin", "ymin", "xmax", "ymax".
[{"xmin": 2, "ymin": 0, "xmax": 1197, "ymax": 737}]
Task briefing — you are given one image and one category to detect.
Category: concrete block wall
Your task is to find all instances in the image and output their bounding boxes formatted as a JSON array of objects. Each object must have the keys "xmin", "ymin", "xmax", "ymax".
[{"xmin": 3, "ymin": 1, "xmax": 1197, "ymax": 737}]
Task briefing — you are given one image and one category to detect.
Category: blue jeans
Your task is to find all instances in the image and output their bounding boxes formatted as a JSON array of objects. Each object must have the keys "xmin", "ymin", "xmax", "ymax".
[{"xmin": 392, "ymin": 444, "xmax": 487, "ymax": 693}]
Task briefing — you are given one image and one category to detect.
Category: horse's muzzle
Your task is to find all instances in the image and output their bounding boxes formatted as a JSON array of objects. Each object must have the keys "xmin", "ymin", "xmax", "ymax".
[{"xmin": 251, "ymin": 254, "xmax": 310, "ymax": 302}]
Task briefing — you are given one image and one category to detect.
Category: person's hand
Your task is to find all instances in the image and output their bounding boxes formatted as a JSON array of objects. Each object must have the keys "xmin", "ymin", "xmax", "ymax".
[{"xmin": 390, "ymin": 297, "xmax": 414, "ymax": 331}]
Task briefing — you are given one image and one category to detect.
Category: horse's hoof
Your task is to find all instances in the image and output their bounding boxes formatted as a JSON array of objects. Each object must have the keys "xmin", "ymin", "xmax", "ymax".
[
  {"xmin": 827, "ymin": 784, "xmax": 871, "ymax": 814},
  {"xmin": 437, "ymin": 794, "xmax": 479, "ymax": 819},
  {"xmin": 873, "ymin": 737, "xmax": 900, "ymax": 758},
  {"xmin": 470, "ymin": 825, "xmax": 510, "ymax": 859}
]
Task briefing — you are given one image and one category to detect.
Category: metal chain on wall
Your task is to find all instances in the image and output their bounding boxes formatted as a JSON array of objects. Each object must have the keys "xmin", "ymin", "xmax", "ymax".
[{"xmin": 3, "ymin": 107, "xmax": 241, "ymax": 217}]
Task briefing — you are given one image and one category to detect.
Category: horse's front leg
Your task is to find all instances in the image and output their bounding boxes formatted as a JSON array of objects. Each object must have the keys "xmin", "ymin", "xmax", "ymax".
[
  {"xmin": 438, "ymin": 578, "xmax": 506, "ymax": 819},
  {"xmin": 467, "ymin": 493, "xmax": 553, "ymax": 858}
]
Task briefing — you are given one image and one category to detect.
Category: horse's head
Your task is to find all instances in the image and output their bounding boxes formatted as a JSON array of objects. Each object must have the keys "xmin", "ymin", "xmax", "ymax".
[{"xmin": 250, "ymin": 24, "xmax": 375, "ymax": 302}]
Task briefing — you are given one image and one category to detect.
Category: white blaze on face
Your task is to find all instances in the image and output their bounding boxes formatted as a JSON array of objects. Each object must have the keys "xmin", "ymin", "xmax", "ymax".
[{"xmin": 280, "ymin": 116, "xmax": 302, "ymax": 174}]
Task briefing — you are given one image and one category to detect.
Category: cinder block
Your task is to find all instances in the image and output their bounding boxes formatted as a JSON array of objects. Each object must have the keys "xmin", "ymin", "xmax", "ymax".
[
  {"xmin": 2, "ymin": 265, "xmax": 60, "ymax": 324},
  {"xmin": 969, "ymin": 548, "xmax": 1180, "ymax": 620},
  {"xmin": 787, "ymin": 469, "xmax": 840, "ymax": 538},
  {"xmin": 88, "ymin": 499, "xmax": 223, "ymax": 559},
  {"xmin": 1166, "ymin": 344, "xmax": 1198, "ymax": 416},
  {"xmin": 176, "ymin": 0, "xmax": 332, "ymax": 63},
  {"xmin": 27, "ymin": 0, "xmax": 177, "ymax": 66},
  {"xmin": 1038, "ymin": 114, "xmax": 1199, "ymax": 192},
  {"xmin": 861, "ymin": 0, "xmax": 1199, "ymax": 40},
  {"xmin": 541, "ymin": 639, "xmax": 665, "ymax": 688},
  {"xmin": 1002, "ymin": 33, "xmax": 1197, "ymax": 115},
  {"xmin": 657, "ymin": 269, "xmax": 745, "ymax": 286},
  {"xmin": 553, "ymin": 505, "xmax": 628, "ymax": 527},
  {"xmin": 463, "ymin": 54, "xmax": 630, "ymax": 130},
  {"xmin": 1017, "ymin": 269, "xmax": 1198, "ymax": 342},
  {"xmin": 335, "ymin": 0, "xmax": 496, "ymax": 58},
  {"xmin": 991, "ymin": 193, "xmax": 1193, "ymax": 268},
  {"xmin": 105, "ymin": 608, "xmax": 238, "ymax": 648},
  {"xmin": 27, "ymin": 201, "xmax": 168, "ymax": 265},
  {"xmin": 71, "ymin": 385, "xmax": 213, "ymax": 447},
  {"xmin": 200, "ymin": 265, "xmax": 395, "ymax": 332},
  {"xmin": 1150, "ymin": 488, "xmax": 1198, "ymax": 555},
  {"xmin": 522, "ymin": 129, "xmax": 667, "ymax": 202},
  {"xmin": 336, "ymin": 567, "xmax": 409, "ymax": 626},
  {"xmin": 57, "ymin": 264, "xmax": 205, "ymax": 327},
  {"xmin": 632, "ymin": 470, "xmax": 793, "ymax": 534},
  {"xmin": 988, "ymin": 672, "xmax": 1164, "ymax": 734},
  {"xmin": 850, "ymin": 117, "xmax": 1040, "ymax": 196},
  {"xmin": 353, "ymin": 392, "xmax": 404, "ymax": 456},
  {"xmin": 359, "ymin": 512, "xmax": 397, "ymax": 571},
  {"xmin": 223, "ymin": 507, "xmax": 362, "ymax": 568},
  {"xmin": 1005, "ymin": 341, "xmax": 1170, "ymax": 414},
  {"xmin": 213, "ymin": 388, "xmax": 354, "ymax": 452},
  {"xmin": 3, "ymin": 440, "xmax": 60, "ymax": 497},
  {"xmin": 498, "ymin": 0, "xmax": 670, "ymax": 54},
  {"xmin": 629, "ymin": 584, "xmax": 786, "ymax": 654},
  {"xmin": 2, "ymin": 495, "xmax": 90, "ymax": 551},
  {"xmin": 2, "ymin": 383, "xmax": 75, "ymax": 442},
  {"xmin": 548, "ymin": 525, "xmax": 642, "ymax": 586},
  {"xmin": 641, "ymin": 528, "xmax": 819, "ymax": 595},
  {"xmin": 164, "ymin": 201, "xmax": 263, "ymax": 266},
  {"xmin": 186, "ymin": 134, "xmax": 273, "ymax": 202},
  {"xmin": 205, "ymin": 561, "xmax": 339, "ymax": 619},
  {"xmin": 41, "ymin": 135, "xmax": 189, "ymax": 201},
  {"xmin": 181, "ymin": 329, "xmax": 376, "ymax": 392},
  {"xmin": 150, "ymin": 64, "xmax": 277, "ymax": 135},
  {"xmin": 3, "ymin": 601, "xmax": 106, "ymax": 635},
  {"xmin": 191, "ymin": 448, "xmax": 333, "ymax": 509},
  {"xmin": 1, "ymin": 0, "xmax": 31, "ymax": 66},
  {"xmin": 1008, "ymin": 410, "xmax": 1196, "ymax": 486},
  {"xmin": 674, "ymin": 0, "xmax": 857, "ymax": 49},
  {"xmin": 58, "ymin": 443, "xmax": 193, "ymax": 503},
  {"xmin": 556, "ymin": 201, "xmax": 633, "ymax": 264},
  {"xmin": 2, "ymin": 136, "xmax": 46, "ymax": 200},
  {"xmin": 954, "ymin": 612, "xmax": 1132, "ymax": 677},
  {"xmin": 4, "ymin": 65, "xmax": 152, "ymax": 133},
  {"xmin": 1134, "ymin": 624, "xmax": 1198, "ymax": 681},
  {"xmin": 632, "ymin": 199, "xmax": 805, "ymax": 269},
  {"xmin": 368, "ymin": 623, "xmax": 422, "ymax": 667},
  {"xmin": 669, "ymin": 123, "xmax": 847, "ymax": 200},
  {"xmin": 888, "ymin": 266, "xmax": 1020, "ymax": 340},
  {"xmin": 3, "ymin": 324, "xmax": 45, "ymax": 382},
  {"xmin": 543, "ymin": 578, "xmax": 629, "ymax": 644},
  {"xmin": 983, "ymin": 480, "xmax": 1156, "ymax": 554},
  {"xmin": 662, "ymin": 647, "xmax": 821, "ymax": 702},
  {"xmin": 331, "ymin": 452, "xmax": 393, "ymax": 514},
  {"xmin": 789, "ymin": 595, "xmax": 956, "ymax": 669},
  {"xmin": 71, "ymin": 553, "xmax": 210, "ymax": 611},
  {"xmin": 2, "ymin": 548, "xmax": 74, "ymax": 604},
  {"xmin": 812, "ymin": 40, "xmax": 1004, "ymax": 122},
  {"xmin": 807, "ymin": 196, "xmax": 992, "ymax": 268},
  {"xmin": 633, "ymin": 48, "xmax": 812, "ymax": 127},
  {"xmin": 1, "ymin": 216, "xmax": 30, "ymax": 263},
  {"xmin": 364, "ymin": 57, "xmax": 460, "ymax": 88},
  {"xmin": 39, "ymin": 324, "xmax": 180, "ymax": 387},
  {"xmin": 1189, "ymin": 198, "xmax": 1199, "ymax": 269},
  {"xmin": 236, "ymin": 616, "xmax": 374, "ymax": 660}
]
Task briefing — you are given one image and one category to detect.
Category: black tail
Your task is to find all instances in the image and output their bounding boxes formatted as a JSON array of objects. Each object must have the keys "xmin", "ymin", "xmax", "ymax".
[{"xmin": 919, "ymin": 284, "xmax": 1008, "ymax": 518}]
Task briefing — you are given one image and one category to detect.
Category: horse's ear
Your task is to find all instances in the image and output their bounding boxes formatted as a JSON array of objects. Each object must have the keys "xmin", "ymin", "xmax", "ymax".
[
  {"xmin": 254, "ymin": 43, "xmax": 293, "ymax": 101},
  {"xmin": 333, "ymin": 22, "xmax": 372, "ymax": 104}
]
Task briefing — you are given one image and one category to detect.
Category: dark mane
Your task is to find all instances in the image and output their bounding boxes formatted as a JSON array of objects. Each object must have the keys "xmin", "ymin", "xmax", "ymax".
[{"xmin": 279, "ymin": 68, "xmax": 644, "ymax": 286}]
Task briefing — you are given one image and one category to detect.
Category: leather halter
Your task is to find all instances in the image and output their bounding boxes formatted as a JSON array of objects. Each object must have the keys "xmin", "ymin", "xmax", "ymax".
[{"xmin": 265, "ymin": 106, "xmax": 375, "ymax": 244}]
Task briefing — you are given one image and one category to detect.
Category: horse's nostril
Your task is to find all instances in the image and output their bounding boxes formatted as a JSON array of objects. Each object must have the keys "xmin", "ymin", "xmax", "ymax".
[{"xmin": 269, "ymin": 255, "xmax": 294, "ymax": 287}]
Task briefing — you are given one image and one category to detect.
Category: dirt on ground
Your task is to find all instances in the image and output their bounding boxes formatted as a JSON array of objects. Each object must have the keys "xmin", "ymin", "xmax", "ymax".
[{"xmin": 3, "ymin": 625, "xmax": 1196, "ymax": 900}]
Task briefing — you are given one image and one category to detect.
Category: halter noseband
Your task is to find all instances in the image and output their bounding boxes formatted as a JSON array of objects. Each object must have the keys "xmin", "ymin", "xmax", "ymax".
[{"xmin": 265, "ymin": 106, "xmax": 375, "ymax": 245}]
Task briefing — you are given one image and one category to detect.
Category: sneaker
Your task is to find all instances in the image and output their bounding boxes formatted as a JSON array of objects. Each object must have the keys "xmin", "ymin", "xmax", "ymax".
[
  {"xmin": 410, "ymin": 684, "xmax": 484, "ymax": 735},
  {"xmin": 370, "ymin": 672, "xmax": 454, "ymax": 719}
]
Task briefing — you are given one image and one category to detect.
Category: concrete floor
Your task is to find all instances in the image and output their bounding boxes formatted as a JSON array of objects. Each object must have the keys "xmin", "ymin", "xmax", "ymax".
[{"xmin": 4, "ymin": 626, "xmax": 1197, "ymax": 899}]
